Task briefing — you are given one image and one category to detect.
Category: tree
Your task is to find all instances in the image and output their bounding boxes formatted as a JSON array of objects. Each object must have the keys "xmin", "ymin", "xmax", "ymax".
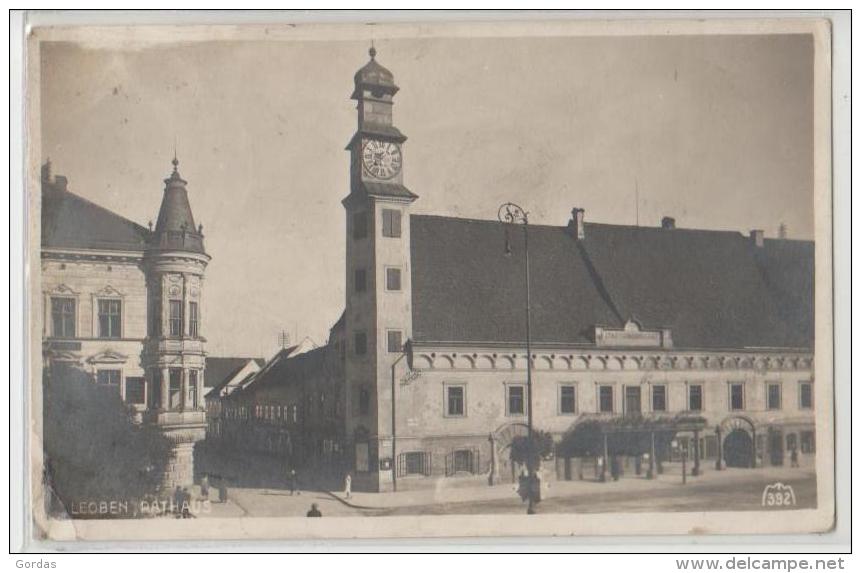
[
  {"xmin": 43, "ymin": 363, "xmax": 171, "ymax": 517},
  {"xmin": 510, "ymin": 429, "xmax": 554, "ymax": 472}
]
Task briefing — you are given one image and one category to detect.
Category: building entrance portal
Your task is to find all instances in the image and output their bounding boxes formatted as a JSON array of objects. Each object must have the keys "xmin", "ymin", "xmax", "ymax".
[
  {"xmin": 724, "ymin": 429, "xmax": 754, "ymax": 468},
  {"xmin": 490, "ymin": 422, "xmax": 529, "ymax": 484}
]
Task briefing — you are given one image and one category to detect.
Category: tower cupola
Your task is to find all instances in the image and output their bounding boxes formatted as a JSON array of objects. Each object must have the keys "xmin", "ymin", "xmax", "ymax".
[{"xmin": 150, "ymin": 156, "xmax": 206, "ymax": 254}]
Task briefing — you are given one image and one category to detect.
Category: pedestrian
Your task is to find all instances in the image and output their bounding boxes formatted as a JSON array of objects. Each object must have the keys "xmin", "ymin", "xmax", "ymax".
[
  {"xmin": 344, "ymin": 473, "xmax": 352, "ymax": 499},
  {"xmin": 790, "ymin": 447, "xmax": 799, "ymax": 468},
  {"xmin": 181, "ymin": 487, "xmax": 192, "ymax": 518},
  {"xmin": 306, "ymin": 503, "xmax": 322, "ymax": 517},
  {"xmin": 219, "ymin": 478, "xmax": 229, "ymax": 504},
  {"xmin": 288, "ymin": 468, "xmax": 300, "ymax": 496},
  {"xmin": 172, "ymin": 485, "xmax": 183, "ymax": 517},
  {"xmin": 610, "ymin": 456, "xmax": 620, "ymax": 481},
  {"xmin": 200, "ymin": 474, "xmax": 210, "ymax": 501}
]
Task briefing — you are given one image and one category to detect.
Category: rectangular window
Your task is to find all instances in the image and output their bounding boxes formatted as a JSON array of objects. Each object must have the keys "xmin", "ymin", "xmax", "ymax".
[
  {"xmin": 98, "ymin": 299, "xmax": 122, "ymax": 338},
  {"xmin": 559, "ymin": 385, "xmax": 576, "ymax": 414},
  {"xmin": 358, "ymin": 387, "xmax": 370, "ymax": 416},
  {"xmin": 151, "ymin": 298, "xmax": 162, "ymax": 336},
  {"xmin": 446, "ymin": 385, "xmax": 465, "ymax": 417},
  {"xmin": 169, "ymin": 300, "xmax": 183, "ymax": 337},
  {"xmin": 169, "ymin": 369, "xmax": 182, "ymax": 409},
  {"xmin": 453, "ymin": 450, "xmax": 475, "ymax": 474},
  {"xmin": 96, "ymin": 369, "xmax": 121, "ymax": 386},
  {"xmin": 354, "ymin": 331, "xmax": 367, "ymax": 356},
  {"xmin": 729, "ymin": 383, "xmax": 744, "ymax": 411},
  {"xmin": 507, "ymin": 385, "xmax": 525, "ymax": 416},
  {"xmin": 352, "ymin": 211, "xmax": 368, "ymax": 239},
  {"xmin": 400, "ymin": 451, "xmax": 430, "ymax": 476},
  {"xmin": 125, "ymin": 377, "xmax": 146, "ymax": 405},
  {"xmin": 624, "ymin": 386, "xmax": 642, "ymax": 414},
  {"xmin": 51, "ymin": 297, "xmax": 76, "ymax": 337},
  {"xmin": 766, "ymin": 383, "xmax": 782, "ymax": 410},
  {"xmin": 189, "ymin": 302, "xmax": 199, "ymax": 338},
  {"xmin": 382, "ymin": 208, "xmax": 402, "ymax": 238},
  {"xmin": 800, "ymin": 431, "xmax": 815, "ymax": 454},
  {"xmin": 689, "ymin": 384, "xmax": 704, "ymax": 411},
  {"xmin": 704, "ymin": 435, "xmax": 719, "ymax": 458},
  {"xmin": 387, "ymin": 330, "xmax": 403, "ymax": 353},
  {"xmin": 189, "ymin": 370, "xmax": 199, "ymax": 409},
  {"xmin": 386, "ymin": 267, "xmax": 402, "ymax": 291},
  {"xmin": 598, "ymin": 385, "xmax": 614, "ymax": 413},
  {"xmin": 799, "ymin": 382, "xmax": 813, "ymax": 409},
  {"xmin": 354, "ymin": 268, "xmax": 367, "ymax": 293},
  {"xmin": 651, "ymin": 385, "xmax": 667, "ymax": 412}
]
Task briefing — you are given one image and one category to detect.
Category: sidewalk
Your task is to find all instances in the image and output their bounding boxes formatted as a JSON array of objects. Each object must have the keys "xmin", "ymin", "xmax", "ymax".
[{"xmin": 328, "ymin": 466, "xmax": 815, "ymax": 510}]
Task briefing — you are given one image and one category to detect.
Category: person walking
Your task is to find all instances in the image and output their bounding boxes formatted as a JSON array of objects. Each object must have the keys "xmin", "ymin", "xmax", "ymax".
[
  {"xmin": 344, "ymin": 473, "xmax": 352, "ymax": 500},
  {"xmin": 306, "ymin": 503, "xmax": 322, "ymax": 517},
  {"xmin": 790, "ymin": 446, "xmax": 799, "ymax": 468},
  {"xmin": 172, "ymin": 485, "xmax": 183, "ymax": 517},
  {"xmin": 288, "ymin": 468, "xmax": 300, "ymax": 496},
  {"xmin": 181, "ymin": 487, "xmax": 192, "ymax": 518},
  {"xmin": 200, "ymin": 474, "xmax": 210, "ymax": 501}
]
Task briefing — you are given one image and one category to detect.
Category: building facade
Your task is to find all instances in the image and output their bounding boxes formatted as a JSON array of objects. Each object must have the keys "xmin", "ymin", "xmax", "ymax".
[
  {"xmin": 334, "ymin": 49, "xmax": 815, "ymax": 492},
  {"xmin": 41, "ymin": 157, "xmax": 211, "ymax": 489}
]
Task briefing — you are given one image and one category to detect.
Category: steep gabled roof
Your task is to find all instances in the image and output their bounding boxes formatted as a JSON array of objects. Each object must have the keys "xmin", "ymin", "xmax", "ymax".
[
  {"xmin": 41, "ymin": 187, "xmax": 150, "ymax": 252},
  {"xmin": 205, "ymin": 356, "xmax": 264, "ymax": 389},
  {"xmin": 410, "ymin": 215, "xmax": 814, "ymax": 351}
]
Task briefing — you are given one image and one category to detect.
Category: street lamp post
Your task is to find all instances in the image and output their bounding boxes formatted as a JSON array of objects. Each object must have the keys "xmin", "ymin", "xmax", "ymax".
[
  {"xmin": 498, "ymin": 202, "xmax": 539, "ymax": 515},
  {"xmin": 391, "ymin": 350, "xmax": 409, "ymax": 493}
]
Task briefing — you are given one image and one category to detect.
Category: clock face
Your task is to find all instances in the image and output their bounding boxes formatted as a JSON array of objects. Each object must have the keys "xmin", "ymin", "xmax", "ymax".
[{"xmin": 361, "ymin": 140, "xmax": 402, "ymax": 180}]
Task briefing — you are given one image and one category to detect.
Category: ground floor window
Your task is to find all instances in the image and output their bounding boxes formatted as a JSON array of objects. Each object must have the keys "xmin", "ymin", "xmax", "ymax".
[
  {"xmin": 398, "ymin": 451, "xmax": 431, "ymax": 477},
  {"xmin": 125, "ymin": 376, "xmax": 146, "ymax": 404},
  {"xmin": 446, "ymin": 449, "xmax": 479, "ymax": 476},
  {"xmin": 800, "ymin": 431, "xmax": 815, "ymax": 454},
  {"xmin": 704, "ymin": 435, "xmax": 718, "ymax": 458}
]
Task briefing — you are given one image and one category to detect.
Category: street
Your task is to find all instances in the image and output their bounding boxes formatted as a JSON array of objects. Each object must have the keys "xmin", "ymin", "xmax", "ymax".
[{"xmin": 196, "ymin": 446, "xmax": 816, "ymax": 519}]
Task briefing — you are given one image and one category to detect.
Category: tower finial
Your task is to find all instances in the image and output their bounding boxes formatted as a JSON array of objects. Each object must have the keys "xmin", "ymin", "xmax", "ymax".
[
  {"xmin": 172, "ymin": 137, "xmax": 179, "ymax": 173},
  {"xmin": 369, "ymin": 41, "xmax": 376, "ymax": 60}
]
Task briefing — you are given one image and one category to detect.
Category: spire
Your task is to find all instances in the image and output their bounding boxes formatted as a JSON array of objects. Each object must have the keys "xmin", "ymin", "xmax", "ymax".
[
  {"xmin": 369, "ymin": 41, "xmax": 376, "ymax": 60},
  {"xmin": 150, "ymin": 155, "xmax": 206, "ymax": 254}
]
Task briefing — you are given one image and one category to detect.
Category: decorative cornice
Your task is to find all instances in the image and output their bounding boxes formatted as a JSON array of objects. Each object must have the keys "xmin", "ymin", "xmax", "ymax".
[{"xmin": 409, "ymin": 347, "xmax": 813, "ymax": 374}]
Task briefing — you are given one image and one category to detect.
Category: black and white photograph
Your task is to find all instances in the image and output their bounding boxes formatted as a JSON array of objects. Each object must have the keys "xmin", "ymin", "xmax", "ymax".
[{"xmin": 18, "ymin": 13, "xmax": 841, "ymax": 545}]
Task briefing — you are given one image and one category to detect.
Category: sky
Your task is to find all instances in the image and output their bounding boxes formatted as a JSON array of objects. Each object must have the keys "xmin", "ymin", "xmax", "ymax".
[{"xmin": 39, "ymin": 30, "xmax": 814, "ymax": 358}]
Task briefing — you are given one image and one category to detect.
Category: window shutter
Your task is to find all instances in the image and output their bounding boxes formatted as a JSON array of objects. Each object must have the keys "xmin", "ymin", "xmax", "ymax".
[
  {"xmin": 445, "ymin": 452, "xmax": 453, "ymax": 477},
  {"xmin": 424, "ymin": 452, "xmax": 432, "ymax": 476},
  {"xmin": 473, "ymin": 448, "xmax": 480, "ymax": 475}
]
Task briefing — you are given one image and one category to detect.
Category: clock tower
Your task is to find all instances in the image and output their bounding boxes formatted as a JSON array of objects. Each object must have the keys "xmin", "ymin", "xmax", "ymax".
[{"xmin": 343, "ymin": 46, "xmax": 417, "ymax": 492}]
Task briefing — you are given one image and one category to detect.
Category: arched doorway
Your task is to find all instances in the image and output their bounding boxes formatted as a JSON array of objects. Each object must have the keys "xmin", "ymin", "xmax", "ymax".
[
  {"xmin": 491, "ymin": 422, "xmax": 529, "ymax": 484},
  {"xmin": 724, "ymin": 429, "xmax": 754, "ymax": 468}
]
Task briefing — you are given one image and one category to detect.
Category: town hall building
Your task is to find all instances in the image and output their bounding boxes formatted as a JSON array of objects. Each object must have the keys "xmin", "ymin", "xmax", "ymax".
[
  {"xmin": 205, "ymin": 47, "xmax": 817, "ymax": 493},
  {"xmin": 341, "ymin": 47, "xmax": 814, "ymax": 492}
]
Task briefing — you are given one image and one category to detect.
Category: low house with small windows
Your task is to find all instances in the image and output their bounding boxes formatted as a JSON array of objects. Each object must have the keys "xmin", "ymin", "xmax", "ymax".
[
  {"xmin": 216, "ymin": 315, "xmax": 347, "ymax": 473},
  {"xmin": 204, "ymin": 356, "xmax": 266, "ymax": 440}
]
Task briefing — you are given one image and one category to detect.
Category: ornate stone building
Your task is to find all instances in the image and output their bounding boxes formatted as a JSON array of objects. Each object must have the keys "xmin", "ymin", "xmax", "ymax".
[
  {"xmin": 334, "ymin": 49, "xmax": 815, "ymax": 492},
  {"xmin": 41, "ymin": 157, "xmax": 211, "ymax": 489}
]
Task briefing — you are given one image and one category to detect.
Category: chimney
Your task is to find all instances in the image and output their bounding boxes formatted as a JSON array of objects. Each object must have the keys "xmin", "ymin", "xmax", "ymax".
[
  {"xmin": 661, "ymin": 216, "xmax": 676, "ymax": 230},
  {"xmin": 570, "ymin": 208, "xmax": 585, "ymax": 240},
  {"xmin": 750, "ymin": 229, "xmax": 764, "ymax": 248}
]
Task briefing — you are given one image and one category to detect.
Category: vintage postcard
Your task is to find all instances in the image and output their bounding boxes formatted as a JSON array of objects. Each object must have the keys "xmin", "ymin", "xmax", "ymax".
[{"xmin": 24, "ymin": 15, "xmax": 835, "ymax": 543}]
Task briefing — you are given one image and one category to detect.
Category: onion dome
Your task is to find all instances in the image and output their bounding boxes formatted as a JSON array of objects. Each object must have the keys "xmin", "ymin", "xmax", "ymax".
[{"xmin": 351, "ymin": 45, "xmax": 399, "ymax": 100}]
